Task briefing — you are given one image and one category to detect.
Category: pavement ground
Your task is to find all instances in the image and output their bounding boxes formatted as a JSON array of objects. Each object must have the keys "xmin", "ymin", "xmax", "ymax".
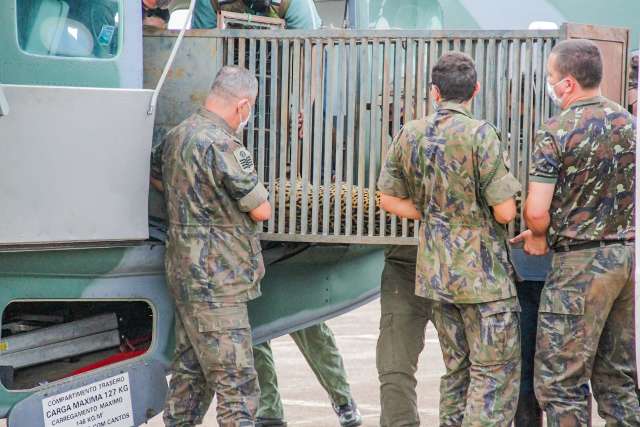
[
  {"xmin": 145, "ymin": 298, "xmax": 606, "ymax": 426},
  {"xmin": 1, "ymin": 298, "xmax": 606, "ymax": 427}
]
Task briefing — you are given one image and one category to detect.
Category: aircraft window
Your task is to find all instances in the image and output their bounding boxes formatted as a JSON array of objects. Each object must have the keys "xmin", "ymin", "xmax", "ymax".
[{"xmin": 17, "ymin": 0, "xmax": 120, "ymax": 59}]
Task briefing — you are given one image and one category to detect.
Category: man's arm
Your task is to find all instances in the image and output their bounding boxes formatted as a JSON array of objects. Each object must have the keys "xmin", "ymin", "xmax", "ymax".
[
  {"xmin": 150, "ymin": 177, "xmax": 164, "ymax": 193},
  {"xmin": 377, "ymin": 127, "xmax": 421, "ymax": 220},
  {"xmin": 380, "ymin": 194, "xmax": 421, "ymax": 220},
  {"xmin": 217, "ymin": 145, "xmax": 271, "ymax": 222},
  {"xmin": 524, "ymin": 182, "xmax": 554, "ymax": 234},
  {"xmin": 509, "ymin": 129, "xmax": 559, "ymax": 255},
  {"xmin": 249, "ymin": 200, "xmax": 271, "ymax": 222},
  {"xmin": 492, "ymin": 198, "xmax": 517, "ymax": 224},
  {"xmin": 476, "ymin": 123, "xmax": 521, "ymax": 224},
  {"xmin": 509, "ymin": 182, "xmax": 555, "ymax": 255}
]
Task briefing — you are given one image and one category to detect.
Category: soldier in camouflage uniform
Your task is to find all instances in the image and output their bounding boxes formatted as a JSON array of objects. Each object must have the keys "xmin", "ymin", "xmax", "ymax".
[
  {"xmin": 512, "ymin": 39, "xmax": 639, "ymax": 426},
  {"xmin": 378, "ymin": 52, "xmax": 522, "ymax": 427},
  {"xmin": 151, "ymin": 66, "xmax": 271, "ymax": 427},
  {"xmin": 377, "ymin": 245, "xmax": 433, "ymax": 427}
]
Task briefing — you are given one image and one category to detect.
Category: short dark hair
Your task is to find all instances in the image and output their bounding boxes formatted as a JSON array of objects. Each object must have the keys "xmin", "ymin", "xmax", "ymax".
[
  {"xmin": 431, "ymin": 52, "xmax": 477, "ymax": 102},
  {"xmin": 551, "ymin": 39, "xmax": 603, "ymax": 89}
]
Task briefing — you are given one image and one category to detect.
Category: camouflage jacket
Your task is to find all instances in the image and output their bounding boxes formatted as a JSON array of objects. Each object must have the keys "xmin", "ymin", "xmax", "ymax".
[
  {"xmin": 529, "ymin": 96, "xmax": 635, "ymax": 248},
  {"xmin": 378, "ymin": 102, "xmax": 521, "ymax": 303},
  {"xmin": 151, "ymin": 107, "xmax": 269, "ymax": 303}
]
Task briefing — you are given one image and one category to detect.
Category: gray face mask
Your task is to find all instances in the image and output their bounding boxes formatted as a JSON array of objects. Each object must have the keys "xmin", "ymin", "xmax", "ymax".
[{"xmin": 546, "ymin": 77, "xmax": 566, "ymax": 108}]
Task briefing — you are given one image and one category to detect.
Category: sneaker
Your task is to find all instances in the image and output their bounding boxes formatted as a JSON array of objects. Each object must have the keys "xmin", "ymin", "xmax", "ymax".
[
  {"xmin": 255, "ymin": 417, "xmax": 288, "ymax": 427},
  {"xmin": 333, "ymin": 400, "xmax": 363, "ymax": 427}
]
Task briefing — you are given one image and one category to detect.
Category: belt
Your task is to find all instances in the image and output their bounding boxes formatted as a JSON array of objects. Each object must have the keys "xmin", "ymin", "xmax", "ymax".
[{"xmin": 554, "ymin": 239, "xmax": 631, "ymax": 253}]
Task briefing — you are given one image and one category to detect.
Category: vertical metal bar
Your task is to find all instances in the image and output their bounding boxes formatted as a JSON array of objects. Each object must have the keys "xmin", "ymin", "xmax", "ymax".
[
  {"xmin": 227, "ymin": 37, "xmax": 235, "ymax": 64},
  {"xmin": 257, "ymin": 39, "xmax": 268, "ymax": 182},
  {"xmin": 485, "ymin": 38, "xmax": 497, "ymax": 124},
  {"xmin": 427, "ymin": 39, "xmax": 438, "ymax": 116},
  {"xmin": 345, "ymin": 39, "xmax": 357, "ymax": 236},
  {"xmin": 267, "ymin": 39, "xmax": 279, "ymax": 233},
  {"xmin": 542, "ymin": 38, "xmax": 553, "ymax": 120},
  {"xmin": 288, "ymin": 39, "xmax": 301, "ymax": 235},
  {"xmin": 416, "ymin": 39, "xmax": 426, "ymax": 119},
  {"xmin": 277, "ymin": 40, "xmax": 290, "ymax": 234},
  {"xmin": 379, "ymin": 39, "xmax": 392, "ymax": 237},
  {"xmin": 413, "ymin": 38, "xmax": 426, "ymax": 237},
  {"xmin": 474, "ymin": 39, "xmax": 485, "ymax": 116},
  {"xmin": 532, "ymin": 37, "xmax": 545, "ymax": 138},
  {"xmin": 508, "ymin": 39, "xmax": 522, "ymax": 237},
  {"xmin": 300, "ymin": 38, "xmax": 313, "ymax": 235},
  {"xmin": 368, "ymin": 40, "xmax": 381, "ymax": 236},
  {"xmin": 463, "ymin": 37, "xmax": 473, "ymax": 57},
  {"xmin": 356, "ymin": 38, "xmax": 368, "ymax": 236},
  {"xmin": 390, "ymin": 39, "xmax": 403, "ymax": 236},
  {"xmin": 520, "ymin": 39, "xmax": 534, "ymax": 232},
  {"xmin": 247, "ymin": 39, "xmax": 257, "ymax": 155},
  {"xmin": 401, "ymin": 39, "xmax": 414, "ymax": 237},
  {"xmin": 311, "ymin": 39, "xmax": 324, "ymax": 235},
  {"xmin": 322, "ymin": 42, "xmax": 337, "ymax": 235},
  {"xmin": 214, "ymin": 37, "xmax": 224, "ymax": 72},
  {"xmin": 333, "ymin": 39, "xmax": 347, "ymax": 236},
  {"xmin": 499, "ymin": 39, "xmax": 510, "ymax": 154},
  {"xmin": 238, "ymin": 38, "xmax": 246, "ymax": 68}
]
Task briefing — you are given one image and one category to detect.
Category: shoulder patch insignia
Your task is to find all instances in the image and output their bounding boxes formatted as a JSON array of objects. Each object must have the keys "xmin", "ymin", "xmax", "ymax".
[{"xmin": 234, "ymin": 148, "xmax": 255, "ymax": 173}]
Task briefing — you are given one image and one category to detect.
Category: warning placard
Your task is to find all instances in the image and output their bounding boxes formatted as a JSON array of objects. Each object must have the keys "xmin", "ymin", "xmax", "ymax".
[{"xmin": 42, "ymin": 373, "xmax": 134, "ymax": 427}]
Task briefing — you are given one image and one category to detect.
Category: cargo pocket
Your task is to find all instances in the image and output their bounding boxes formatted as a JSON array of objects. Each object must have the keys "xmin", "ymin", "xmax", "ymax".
[
  {"xmin": 195, "ymin": 304, "xmax": 254, "ymax": 369},
  {"xmin": 537, "ymin": 289, "xmax": 585, "ymax": 358},
  {"xmin": 539, "ymin": 289, "xmax": 585, "ymax": 316},
  {"xmin": 475, "ymin": 298, "xmax": 521, "ymax": 365},
  {"xmin": 376, "ymin": 313, "xmax": 395, "ymax": 374}
]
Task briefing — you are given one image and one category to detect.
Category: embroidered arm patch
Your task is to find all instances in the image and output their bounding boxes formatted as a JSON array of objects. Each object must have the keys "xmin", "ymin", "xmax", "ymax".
[{"xmin": 234, "ymin": 148, "xmax": 255, "ymax": 173}]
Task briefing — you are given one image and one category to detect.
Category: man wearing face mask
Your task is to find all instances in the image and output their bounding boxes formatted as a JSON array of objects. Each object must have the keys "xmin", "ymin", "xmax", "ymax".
[
  {"xmin": 511, "ymin": 39, "xmax": 639, "ymax": 426},
  {"xmin": 151, "ymin": 65, "xmax": 271, "ymax": 426}
]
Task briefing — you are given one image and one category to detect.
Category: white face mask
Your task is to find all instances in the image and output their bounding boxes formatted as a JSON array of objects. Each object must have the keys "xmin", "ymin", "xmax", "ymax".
[
  {"xmin": 546, "ymin": 77, "xmax": 566, "ymax": 108},
  {"xmin": 236, "ymin": 105, "xmax": 252, "ymax": 135}
]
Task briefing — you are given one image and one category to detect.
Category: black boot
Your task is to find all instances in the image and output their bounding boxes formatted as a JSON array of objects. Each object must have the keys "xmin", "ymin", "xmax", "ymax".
[
  {"xmin": 255, "ymin": 417, "xmax": 287, "ymax": 427},
  {"xmin": 514, "ymin": 393, "xmax": 543, "ymax": 427}
]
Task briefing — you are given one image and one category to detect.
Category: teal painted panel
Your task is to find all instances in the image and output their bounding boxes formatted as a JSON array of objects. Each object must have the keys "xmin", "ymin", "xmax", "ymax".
[{"xmin": 547, "ymin": 0, "xmax": 639, "ymax": 50}]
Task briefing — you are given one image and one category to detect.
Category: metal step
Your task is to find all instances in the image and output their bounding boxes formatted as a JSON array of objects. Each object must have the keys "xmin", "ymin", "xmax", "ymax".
[
  {"xmin": 0, "ymin": 330, "xmax": 120, "ymax": 369},
  {"xmin": 0, "ymin": 312, "xmax": 117, "ymax": 355}
]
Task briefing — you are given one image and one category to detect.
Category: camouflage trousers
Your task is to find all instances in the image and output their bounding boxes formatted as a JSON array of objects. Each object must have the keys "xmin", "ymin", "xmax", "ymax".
[
  {"xmin": 163, "ymin": 302, "xmax": 260, "ymax": 427},
  {"xmin": 431, "ymin": 296, "xmax": 521, "ymax": 427},
  {"xmin": 534, "ymin": 244, "xmax": 640, "ymax": 427},
  {"xmin": 377, "ymin": 245, "xmax": 432, "ymax": 427},
  {"xmin": 253, "ymin": 322, "xmax": 353, "ymax": 419}
]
